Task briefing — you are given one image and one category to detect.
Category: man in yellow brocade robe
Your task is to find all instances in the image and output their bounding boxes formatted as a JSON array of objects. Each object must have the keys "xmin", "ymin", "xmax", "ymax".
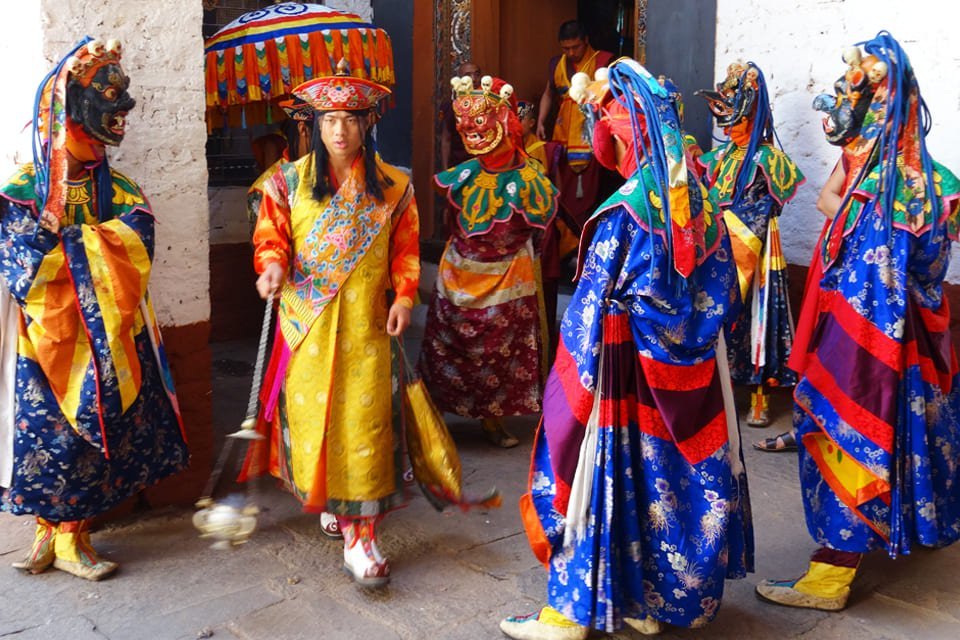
[{"xmin": 248, "ymin": 70, "xmax": 419, "ymax": 588}]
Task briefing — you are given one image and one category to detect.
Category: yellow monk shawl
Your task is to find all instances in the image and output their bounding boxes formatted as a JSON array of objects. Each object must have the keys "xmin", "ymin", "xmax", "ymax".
[
  {"xmin": 271, "ymin": 155, "xmax": 412, "ymax": 352},
  {"xmin": 553, "ymin": 47, "xmax": 603, "ymax": 172}
]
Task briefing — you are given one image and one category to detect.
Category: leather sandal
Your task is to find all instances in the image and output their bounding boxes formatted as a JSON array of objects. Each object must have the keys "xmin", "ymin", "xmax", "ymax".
[{"xmin": 753, "ymin": 431, "xmax": 797, "ymax": 452}]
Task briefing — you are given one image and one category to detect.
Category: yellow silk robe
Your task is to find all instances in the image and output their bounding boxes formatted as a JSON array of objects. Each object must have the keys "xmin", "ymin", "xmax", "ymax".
[{"xmin": 251, "ymin": 154, "xmax": 419, "ymax": 515}]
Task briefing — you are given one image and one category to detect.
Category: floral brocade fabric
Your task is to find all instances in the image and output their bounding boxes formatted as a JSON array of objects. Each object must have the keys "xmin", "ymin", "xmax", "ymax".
[
  {"xmin": 3, "ymin": 331, "xmax": 187, "ymax": 520},
  {"xmin": 522, "ymin": 198, "xmax": 753, "ymax": 631},
  {"xmin": 794, "ymin": 165, "xmax": 960, "ymax": 556},
  {"xmin": 419, "ymin": 214, "xmax": 545, "ymax": 419}
]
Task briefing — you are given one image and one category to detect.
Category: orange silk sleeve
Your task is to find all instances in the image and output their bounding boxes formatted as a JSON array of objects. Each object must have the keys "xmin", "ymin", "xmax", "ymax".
[
  {"xmin": 251, "ymin": 169, "xmax": 292, "ymax": 274},
  {"xmin": 389, "ymin": 191, "xmax": 420, "ymax": 308}
]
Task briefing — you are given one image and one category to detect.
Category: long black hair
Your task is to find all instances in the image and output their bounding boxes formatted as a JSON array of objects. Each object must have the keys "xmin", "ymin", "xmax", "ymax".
[{"xmin": 311, "ymin": 110, "xmax": 394, "ymax": 203}]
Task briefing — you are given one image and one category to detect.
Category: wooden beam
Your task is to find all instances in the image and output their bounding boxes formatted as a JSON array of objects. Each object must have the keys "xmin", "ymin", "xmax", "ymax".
[
  {"xmin": 411, "ymin": 0, "xmax": 437, "ymax": 238},
  {"xmin": 470, "ymin": 0, "xmax": 500, "ymax": 74}
]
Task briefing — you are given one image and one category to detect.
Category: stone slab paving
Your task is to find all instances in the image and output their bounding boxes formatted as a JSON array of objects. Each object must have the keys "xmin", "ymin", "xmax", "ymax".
[{"xmin": 3, "ymin": 308, "xmax": 960, "ymax": 639}]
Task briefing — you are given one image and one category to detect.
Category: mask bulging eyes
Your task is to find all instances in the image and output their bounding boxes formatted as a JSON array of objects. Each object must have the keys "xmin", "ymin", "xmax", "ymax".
[
  {"xmin": 103, "ymin": 87, "xmax": 118, "ymax": 101},
  {"xmin": 474, "ymin": 116, "xmax": 484, "ymax": 125}
]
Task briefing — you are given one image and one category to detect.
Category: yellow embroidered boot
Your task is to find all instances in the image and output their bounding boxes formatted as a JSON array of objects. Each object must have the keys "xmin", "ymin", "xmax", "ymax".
[
  {"xmin": 747, "ymin": 386, "xmax": 770, "ymax": 426},
  {"xmin": 52, "ymin": 520, "xmax": 118, "ymax": 581},
  {"xmin": 756, "ymin": 547, "xmax": 860, "ymax": 611},
  {"xmin": 623, "ymin": 615, "xmax": 664, "ymax": 635},
  {"xmin": 11, "ymin": 517, "xmax": 56, "ymax": 574},
  {"xmin": 499, "ymin": 606, "xmax": 588, "ymax": 640}
]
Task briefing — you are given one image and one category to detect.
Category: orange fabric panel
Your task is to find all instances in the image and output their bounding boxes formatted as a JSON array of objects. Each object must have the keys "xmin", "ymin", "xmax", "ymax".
[
  {"xmin": 520, "ymin": 492, "xmax": 552, "ymax": 568},
  {"xmin": 389, "ymin": 195, "xmax": 420, "ymax": 306},
  {"xmin": 252, "ymin": 171, "xmax": 293, "ymax": 275}
]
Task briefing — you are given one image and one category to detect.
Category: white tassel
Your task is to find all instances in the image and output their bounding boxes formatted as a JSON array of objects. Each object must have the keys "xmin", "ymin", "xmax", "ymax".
[
  {"xmin": 562, "ymin": 339, "xmax": 604, "ymax": 547},
  {"xmin": 715, "ymin": 333, "xmax": 744, "ymax": 478},
  {"xmin": 0, "ymin": 279, "xmax": 19, "ymax": 488}
]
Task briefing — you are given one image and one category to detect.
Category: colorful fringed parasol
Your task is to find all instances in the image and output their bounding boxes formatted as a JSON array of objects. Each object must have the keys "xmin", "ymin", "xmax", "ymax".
[{"xmin": 204, "ymin": 2, "xmax": 395, "ymax": 130}]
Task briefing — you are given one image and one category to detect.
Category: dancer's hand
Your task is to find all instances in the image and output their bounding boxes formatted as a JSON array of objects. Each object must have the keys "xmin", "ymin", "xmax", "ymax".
[
  {"xmin": 256, "ymin": 262, "xmax": 284, "ymax": 299},
  {"xmin": 386, "ymin": 302, "xmax": 411, "ymax": 336},
  {"xmin": 38, "ymin": 210, "xmax": 60, "ymax": 233}
]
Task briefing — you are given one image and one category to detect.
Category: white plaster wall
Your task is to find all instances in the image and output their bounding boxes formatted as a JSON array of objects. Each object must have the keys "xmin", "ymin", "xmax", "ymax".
[
  {"xmin": 0, "ymin": 5, "xmax": 44, "ymax": 171},
  {"xmin": 714, "ymin": 0, "xmax": 960, "ymax": 281},
  {"xmin": 327, "ymin": 0, "xmax": 373, "ymax": 23},
  {"xmin": 0, "ymin": 1, "xmax": 211, "ymax": 328}
]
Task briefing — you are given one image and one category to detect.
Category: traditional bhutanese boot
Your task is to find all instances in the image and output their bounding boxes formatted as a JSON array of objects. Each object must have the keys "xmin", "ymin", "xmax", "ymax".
[
  {"xmin": 747, "ymin": 386, "xmax": 770, "ymax": 427},
  {"xmin": 11, "ymin": 517, "xmax": 56, "ymax": 574},
  {"xmin": 499, "ymin": 606, "xmax": 588, "ymax": 640},
  {"xmin": 340, "ymin": 516, "xmax": 389, "ymax": 588},
  {"xmin": 623, "ymin": 616, "xmax": 664, "ymax": 635},
  {"xmin": 481, "ymin": 417, "xmax": 519, "ymax": 448},
  {"xmin": 319, "ymin": 512, "xmax": 343, "ymax": 539},
  {"xmin": 756, "ymin": 547, "xmax": 861, "ymax": 611},
  {"xmin": 52, "ymin": 520, "xmax": 118, "ymax": 581}
]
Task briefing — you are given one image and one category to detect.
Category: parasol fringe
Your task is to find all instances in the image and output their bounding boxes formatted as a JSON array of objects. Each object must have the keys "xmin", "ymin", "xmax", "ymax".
[
  {"xmin": 308, "ymin": 31, "xmax": 332, "ymax": 78},
  {"xmin": 255, "ymin": 43, "xmax": 271, "ymax": 102},
  {"xmin": 286, "ymin": 34, "xmax": 304, "ymax": 87},
  {"xmin": 347, "ymin": 29, "xmax": 365, "ymax": 77},
  {"xmin": 232, "ymin": 48, "xmax": 246, "ymax": 103},
  {"xmin": 243, "ymin": 44, "xmax": 261, "ymax": 103},
  {"xmin": 328, "ymin": 30, "xmax": 344, "ymax": 72},
  {"xmin": 204, "ymin": 11, "xmax": 398, "ymax": 126},
  {"xmin": 275, "ymin": 37, "xmax": 291, "ymax": 93}
]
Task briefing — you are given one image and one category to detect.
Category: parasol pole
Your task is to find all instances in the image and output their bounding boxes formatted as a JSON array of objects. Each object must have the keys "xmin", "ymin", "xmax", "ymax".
[{"xmin": 233, "ymin": 292, "xmax": 274, "ymax": 438}]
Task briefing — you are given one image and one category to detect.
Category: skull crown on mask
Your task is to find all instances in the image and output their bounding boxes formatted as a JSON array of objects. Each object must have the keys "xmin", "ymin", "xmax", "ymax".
[
  {"xmin": 812, "ymin": 46, "xmax": 888, "ymax": 146},
  {"xmin": 696, "ymin": 61, "xmax": 759, "ymax": 130},
  {"xmin": 451, "ymin": 74, "xmax": 515, "ymax": 156}
]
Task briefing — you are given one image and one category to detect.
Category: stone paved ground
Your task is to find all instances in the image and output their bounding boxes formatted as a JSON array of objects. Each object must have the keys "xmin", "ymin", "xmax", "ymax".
[{"xmin": 2, "ymin": 298, "xmax": 959, "ymax": 640}]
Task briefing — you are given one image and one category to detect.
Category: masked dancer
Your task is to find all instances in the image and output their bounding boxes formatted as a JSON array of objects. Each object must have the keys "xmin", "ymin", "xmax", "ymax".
[
  {"xmin": 1, "ymin": 38, "xmax": 188, "ymax": 581},
  {"xmin": 500, "ymin": 59, "xmax": 753, "ymax": 639},
  {"xmin": 697, "ymin": 62, "xmax": 804, "ymax": 433},
  {"xmin": 419, "ymin": 75, "xmax": 557, "ymax": 448},
  {"xmin": 757, "ymin": 31, "xmax": 960, "ymax": 612}
]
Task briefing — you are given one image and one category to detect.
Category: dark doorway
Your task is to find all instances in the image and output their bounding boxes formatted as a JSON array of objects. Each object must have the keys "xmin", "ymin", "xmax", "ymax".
[
  {"xmin": 577, "ymin": 0, "xmax": 635, "ymax": 59},
  {"xmin": 372, "ymin": 0, "xmax": 413, "ymax": 168},
  {"xmin": 644, "ymin": 0, "xmax": 718, "ymax": 151}
]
